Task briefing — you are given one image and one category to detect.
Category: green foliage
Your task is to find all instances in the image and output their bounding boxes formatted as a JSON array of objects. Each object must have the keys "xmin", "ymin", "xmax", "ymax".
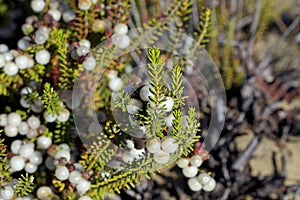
[
  {"xmin": 0, "ymin": 131, "xmax": 11, "ymax": 185},
  {"xmin": 171, "ymin": 65, "xmax": 187, "ymax": 108},
  {"xmin": 15, "ymin": 173, "xmax": 35, "ymax": 197},
  {"xmin": 52, "ymin": 28, "xmax": 83, "ymax": 89},
  {"xmin": 145, "ymin": 47, "xmax": 168, "ymax": 138},
  {"xmin": 0, "ymin": 73, "xmax": 23, "ymax": 96},
  {"xmin": 42, "ymin": 82, "xmax": 63, "ymax": 116}
]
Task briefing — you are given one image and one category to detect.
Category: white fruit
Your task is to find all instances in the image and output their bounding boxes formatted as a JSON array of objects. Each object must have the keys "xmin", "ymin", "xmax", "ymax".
[
  {"xmin": 182, "ymin": 166, "xmax": 198, "ymax": 178},
  {"xmin": 0, "ymin": 54, "xmax": 5, "ymax": 68},
  {"xmin": 27, "ymin": 115, "xmax": 41, "ymax": 129},
  {"xmin": 48, "ymin": 9, "xmax": 62, "ymax": 21},
  {"xmin": 165, "ymin": 114, "xmax": 175, "ymax": 127},
  {"xmin": 122, "ymin": 151, "xmax": 134, "ymax": 163},
  {"xmin": 35, "ymin": 49, "xmax": 51, "ymax": 65},
  {"xmin": 197, "ymin": 172, "xmax": 211, "ymax": 185},
  {"xmin": 139, "ymin": 85, "xmax": 154, "ymax": 101},
  {"xmin": 43, "ymin": 111, "xmax": 57, "ymax": 122},
  {"xmin": 146, "ymin": 138, "xmax": 161, "ymax": 153},
  {"xmin": 0, "ymin": 186, "xmax": 14, "ymax": 200},
  {"xmin": 202, "ymin": 177, "xmax": 216, "ymax": 192},
  {"xmin": 0, "ymin": 114, "xmax": 7, "ymax": 126},
  {"xmin": 4, "ymin": 62, "xmax": 18, "ymax": 76},
  {"xmin": 37, "ymin": 136, "xmax": 52, "ymax": 149},
  {"xmin": 76, "ymin": 179, "xmax": 91, "ymax": 194},
  {"xmin": 25, "ymin": 162, "xmax": 38, "ymax": 173},
  {"xmin": 78, "ymin": 0, "xmax": 92, "ymax": 11},
  {"xmin": 31, "ymin": 0, "xmax": 46, "ymax": 13},
  {"xmin": 20, "ymin": 97, "xmax": 31, "ymax": 108},
  {"xmin": 111, "ymin": 34, "xmax": 131, "ymax": 49},
  {"xmin": 161, "ymin": 136, "xmax": 178, "ymax": 153},
  {"xmin": 11, "ymin": 140, "xmax": 22, "ymax": 154},
  {"xmin": 29, "ymin": 151, "xmax": 43, "ymax": 165},
  {"xmin": 18, "ymin": 122, "xmax": 29, "ymax": 135},
  {"xmin": 69, "ymin": 170, "xmax": 82, "ymax": 184},
  {"xmin": 55, "ymin": 166, "xmax": 69, "ymax": 181},
  {"xmin": 36, "ymin": 186, "xmax": 52, "ymax": 199},
  {"xmin": 114, "ymin": 23, "xmax": 128, "ymax": 34},
  {"xmin": 108, "ymin": 77, "xmax": 123, "ymax": 91},
  {"xmin": 190, "ymin": 155, "xmax": 203, "ymax": 167},
  {"xmin": 177, "ymin": 158, "xmax": 190, "ymax": 168},
  {"xmin": 7, "ymin": 112, "xmax": 22, "ymax": 126},
  {"xmin": 4, "ymin": 125, "xmax": 18, "ymax": 137},
  {"xmin": 79, "ymin": 39, "xmax": 91, "ymax": 49},
  {"xmin": 10, "ymin": 156, "xmax": 25, "ymax": 172},
  {"xmin": 19, "ymin": 143, "xmax": 35, "ymax": 158},
  {"xmin": 153, "ymin": 150, "xmax": 170, "ymax": 164},
  {"xmin": 83, "ymin": 56, "xmax": 96, "ymax": 71},
  {"xmin": 55, "ymin": 149, "xmax": 71, "ymax": 162},
  {"xmin": 15, "ymin": 55, "xmax": 29, "ymax": 69},
  {"xmin": 57, "ymin": 109, "xmax": 70, "ymax": 122},
  {"xmin": 187, "ymin": 177, "xmax": 202, "ymax": 191}
]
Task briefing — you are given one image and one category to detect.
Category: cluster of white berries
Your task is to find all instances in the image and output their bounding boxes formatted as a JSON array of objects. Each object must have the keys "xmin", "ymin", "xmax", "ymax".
[
  {"xmin": 122, "ymin": 140, "xmax": 145, "ymax": 163},
  {"xmin": 177, "ymin": 156, "xmax": 216, "ymax": 192},
  {"xmin": 71, "ymin": 39, "xmax": 97, "ymax": 71},
  {"xmin": 9, "ymin": 141, "xmax": 43, "ymax": 174},
  {"xmin": 0, "ymin": 44, "xmax": 34, "ymax": 76},
  {"xmin": 112, "ymin": 23, "xmax": 131, "ymax": 49},
  {"xmin": 46, "ymin": 144, "xmax": 92, "ymax": 195},
  {"xmin": 146, "ymin": 136, "xmax": 178, "ymax": 164},
  {"xmin": 31, "ymin": 0, "xmax": 76, "ymax": 23},
  {"xmin": 107, "ymin": 70, "xmax": 123, "ymax": 92}
]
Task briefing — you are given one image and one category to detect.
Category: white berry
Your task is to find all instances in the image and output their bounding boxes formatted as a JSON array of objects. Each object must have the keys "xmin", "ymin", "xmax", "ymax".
[
  {"xmin": 57, "ymin": 109, "xmax": 70, "ymax": 122},
  {"xmin": 202, "ymin": 177, "xmax": 216, "ymax": 192},
  {"xmin": 63, "ymin": 10, "xmax": 76, "ymax": 22},
  {"xmin": 55, "ymin": 149, "xmax": 71, "ymax": 162},
  {"xmin": 146, "ymin": 138, "xmax": 161, "ymax": 153},
  {"xmin": 153, "ymin": 150, "xmax": 170, "ymax": 164},
  {"xmin": 43, "ymin": 111, "xmax": 57, "ymax": 122},
  {"xmin": 31, "ymin": 0, "xmax": 46, "ymax": 13},
  {"xmin": 0, "ymin": 54, "xmax": 5, "ymax": 68},
  {"xmin": 7, "ymin": 112, "xmax": 22, "ymax": 126},
  {"xmin": 108, "ymin": 77, "xmax": 123, "ymax": 91},
  {"xmin": 79, "ymin": 39, "xmax": 91, "ymax": 49},
  {"xmin": 37, "ymin": 136, "xmax": 52, "ymax": 149},
  {"xmin": 0, "ymin": 44, "xmax": 8, "ymax": 53},
  {"xmin": 76, "ymin": 179, "xmax": 91, "ymax": 194},
  {"xmin": 139, "ymin": 85, "xmax": 154, "ymax": 101},
  {"xmin": 27, "ymin": 115, "xmax": 41, "ymax": 129},
  {"xmin": 122, "ymin": 151, "xmax": 134, "ymax": 163},
  {"xmin": 190, "ymin": 155, "xmax": 203, "ymax": 167},
  {"xmin": 0, "ymin": 186, "xmax": 14, "ymax": 200},
  {"xmin": 69, "ymin": 170, "xmax": 82, "ymax": 184},
  {"xmin": 10, "ymin": 156, "xmax": 25, "ymax": 172},
  {"xmin": 11, "ymin": 140, "xmax": 22, "ymax": 154},
  {"xmin": 15, "ymin": 55, "xmax": 29, "ymax": 69},
  {"xmin": 182, "ymin": 166, "xmax": 198, "ymax": 178},
  {"xmin": 29, "ymin": 151, "xmax": 43, "ymax": 165},
  {"xmin": 161, "ymin": 136, "xmax": 178, "ymax": 153},
  {"xmin": 19, "ymin": 143, "xmax": 35, "ymax": 158},
  {"xmin": 37, "ymin": 186, "xmax": 52, "ymax": 199},
  {"xmin": 0, "ymin": 114, "xmax": 7, "ymax": 127},
  {"xmin": 83, "ymin": 56, "xmax": 96, "ymax": 71},
  {"xmin": 4, "ymin": 125, "xmax": 18, "ymax": 137},
  {"xmin": 187, "ymin": 177, "xmax": 202, "ymax": 191},
  {"xmin": 55, "ymin": 166, "xmax": 69, "ymax": 181},
  {"xmin": 35, "ymin": 49, "xmax": 51, "ymax": 65},
  {"xmin": 78, "ymin": 0, "xmax": 92, "ymax": 11},
  {"xmin": 177, "ymin": 158, "xmax": 190, "ymax": 168},
  {"xmin": 18, "ymin": 122, "xmax": 29, "ymax": 135},
  {"xmin": 197, "ymin": 173, "xmax": 211, "ymax": 185},
  {"xmin": 25, "ymin": 162, "xmax": 38, "ymax": 173},
  {"xmin": 76, "ymin": 46, "xmax": 89, "ymax": 57},
  {"xmin": 48, "ymin": 9, "xmax": 61, "ymax": 21},
  {"xmin": 114, "ymin": 23, "xmax": 128, "ymax": 34},
  {"xmin": 112, "ymin": 34, "xmax": 131, "ymax": 49},
  {"xmin": 4, "ymin": 62, "xmax": 18, "ymax": 76}
]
